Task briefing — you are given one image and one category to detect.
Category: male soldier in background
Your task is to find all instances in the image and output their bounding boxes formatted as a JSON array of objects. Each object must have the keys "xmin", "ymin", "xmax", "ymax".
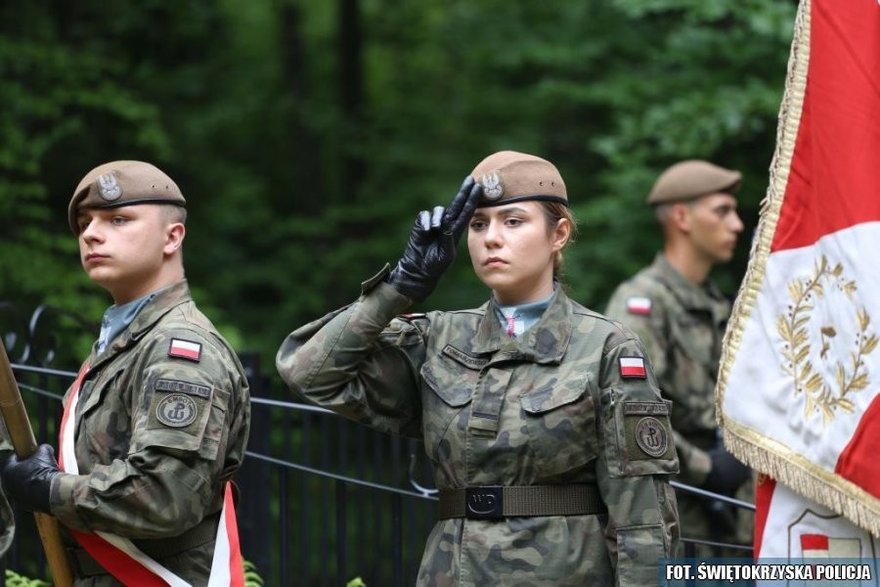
[
  {"xmin": 1, "ymin": 161, "xmax": 250, "ymax": 583},
  {"xmin": 605, "ymin": 160, "xmax": 751, "ymax": 555}
]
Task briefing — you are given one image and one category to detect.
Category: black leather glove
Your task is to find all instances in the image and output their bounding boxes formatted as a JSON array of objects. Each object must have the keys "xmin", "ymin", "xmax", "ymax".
[
  {"xmin": 703, "ymin": 444, "xmax": 751, "ymax": 495},
  {"xmin": 387, "ymin": 176, "xmax": 483, "ymax": 302},
  {"xmin": 1, "ymin": 444, "xmax": 62, "ymax": 513}
]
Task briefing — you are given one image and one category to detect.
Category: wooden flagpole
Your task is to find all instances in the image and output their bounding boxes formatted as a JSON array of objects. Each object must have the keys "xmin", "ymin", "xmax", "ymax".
[{"xmin": 0, "ymin": 343, "xmax": 73, "ymax": 586}]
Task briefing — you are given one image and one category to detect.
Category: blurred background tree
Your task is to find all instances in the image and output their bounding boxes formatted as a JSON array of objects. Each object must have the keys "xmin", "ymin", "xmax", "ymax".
[{"xmin": 0, "ymin": 0, "xmax": 796, "ymax": 365}]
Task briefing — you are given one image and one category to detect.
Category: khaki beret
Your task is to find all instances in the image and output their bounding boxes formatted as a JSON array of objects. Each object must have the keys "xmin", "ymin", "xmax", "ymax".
[
  {"xmin": 471, "ymin": 150, "xmax": 567, "ymax": 207},
  {"xmin": 646, "ymin": 160, "xmax": 741, "ymax": 205},
  {"xmin": 68, "ymin": 160, "xmax": 186, "ymax": 233}
]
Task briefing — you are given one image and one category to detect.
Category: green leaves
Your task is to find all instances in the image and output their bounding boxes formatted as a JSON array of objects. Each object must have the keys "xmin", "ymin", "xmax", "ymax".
[{"xmin": 0, "ymin": 0, "xmax": 797, "ymax": 365}]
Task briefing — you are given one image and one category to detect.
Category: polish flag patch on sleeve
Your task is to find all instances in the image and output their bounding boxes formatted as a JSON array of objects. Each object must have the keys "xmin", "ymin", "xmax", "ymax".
[
  {"xmin": 169, "ymin": 338, "xmax": 202, "ymax": 362},
  {"xmin": 619, "ymin": 357, "xmax": 647, "ymax": 378},
  {"xmin": 626, "ymin": 296, "xmax": 652, "ymax": 315}
]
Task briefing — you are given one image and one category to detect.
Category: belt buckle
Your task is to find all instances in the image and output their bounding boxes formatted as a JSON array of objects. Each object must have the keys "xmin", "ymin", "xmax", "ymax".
[{"xmin": 465, "ymin": 486, "xmax": 503, "ymax": 520}]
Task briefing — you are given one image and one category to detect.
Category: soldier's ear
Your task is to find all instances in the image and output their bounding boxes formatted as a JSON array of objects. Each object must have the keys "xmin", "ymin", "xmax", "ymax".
[
  {"xmin": 163, "ymin": 222, "xmax": 186, "ymax": 254},
  {"xmin": 551, "ymin": 218, "xmax": 571, "ymax": 251},
  {"xmin": 670, "ymin": 202, "xmax": 693, "ymax": 233}
]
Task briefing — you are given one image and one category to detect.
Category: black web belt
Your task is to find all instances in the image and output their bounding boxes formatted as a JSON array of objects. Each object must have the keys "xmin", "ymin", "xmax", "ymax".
[{"xmin": 437, "ymin": 484, "xmax": 606, "ymax": 520}]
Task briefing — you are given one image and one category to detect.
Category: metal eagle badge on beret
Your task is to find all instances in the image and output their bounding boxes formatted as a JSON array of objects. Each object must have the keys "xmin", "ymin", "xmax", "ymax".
[
  {"xmin": 481, "ymin": 171, "xmax": 504, "ymax": 201},
  {"xmin": 97, "ymin": 173, "xmax": 123, "ymax": 201}
]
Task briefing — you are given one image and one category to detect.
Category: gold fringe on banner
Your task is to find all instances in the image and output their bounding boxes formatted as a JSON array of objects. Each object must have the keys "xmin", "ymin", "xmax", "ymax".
[
  {"xmin": 725, "ymin": 419, "xmax": 880, "ymax": 537},
  {"xmin": 716, "ymin": 0, "xmax": 880, "ymax": 537}
]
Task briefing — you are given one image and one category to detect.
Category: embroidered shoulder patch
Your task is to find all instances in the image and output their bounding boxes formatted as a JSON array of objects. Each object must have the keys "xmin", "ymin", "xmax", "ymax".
[
  {"xmin": 634, "ymin": 417, "xmax": 669, "ymax": 457},
  {"xmin": 619, "ymin": 356, "xmax": 647, "ymax": 378},
  {"xmin": 168, "ymin": 338, "xmax": 202, "ymax": 362},
  {"xmin": 155, "ymin": 394, "xmax": 199, "ymax": 428},
  {"xmin": 626, "ymin": 296, "xmax": 652, "ymax": 315}
]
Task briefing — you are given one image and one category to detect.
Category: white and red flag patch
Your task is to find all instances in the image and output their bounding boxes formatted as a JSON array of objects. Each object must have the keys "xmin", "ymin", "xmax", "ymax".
[
  {"xmin": 169, "ymin": 338, "xmax": 202, "ymax": 362},
  {"xmin": 625, "ymin": 296, "xmax": 652, "ymax": 316},
  {"xmin": 715, "ymin": 0, "xmax": 880, "ymax": 557},
  {"xmin": 619, "ymin": 357, "xmax": 646, "ymax": 379}
]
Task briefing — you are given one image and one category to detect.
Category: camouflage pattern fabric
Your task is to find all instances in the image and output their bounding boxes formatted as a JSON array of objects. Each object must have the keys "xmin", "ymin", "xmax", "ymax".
[
  {"xmin": 49, "ymin": 281, "xmax": 250, "ymax": 584},
  {"xmin": 0, "ymin": 480, "xmax": 12, "ymax": 557},
  {"xmin": 604, "ymin": 253, "xmax": 745, "ymax": 551},
  {"xmin": 0, "ymin": 418, "xmax": 14, "ymax": 556},
  {"xmin": 277, "ymin": 269, "xmax": 680, "ymax": 586}
]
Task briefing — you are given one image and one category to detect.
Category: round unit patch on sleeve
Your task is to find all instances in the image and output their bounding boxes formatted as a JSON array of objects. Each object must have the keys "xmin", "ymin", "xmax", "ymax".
[
  {"xmin": 156, "ymin": 394, "xmax": 199, "ymax": 428},
  {"xmin": 635, "ymin": 416, "xmax": 669, "ymax": 457}
]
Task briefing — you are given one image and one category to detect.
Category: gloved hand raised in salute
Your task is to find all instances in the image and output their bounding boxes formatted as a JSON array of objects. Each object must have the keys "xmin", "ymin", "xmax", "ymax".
[{"xmin": 387, "ymin": 176, "xmax": 483, "ymax": 302}]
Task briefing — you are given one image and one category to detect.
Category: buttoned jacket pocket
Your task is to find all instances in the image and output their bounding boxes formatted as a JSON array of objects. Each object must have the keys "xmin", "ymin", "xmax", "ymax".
[
  {"xmin": 420, "ymin": 356, "xmax": 476, "ymax": 463},
  {"xmin": 520, "ymin": 371, "xmax": 597, "ymax": 475},
  {"xmin": 74, "ymin": 370, "xmax": 132, "ymax": 466}
]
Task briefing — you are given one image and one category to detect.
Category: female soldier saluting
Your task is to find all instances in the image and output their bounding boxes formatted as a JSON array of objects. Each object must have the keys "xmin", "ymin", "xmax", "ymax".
[{"xmin": 276, "ymin": 151, "xmax": 680, "ymax": 586}]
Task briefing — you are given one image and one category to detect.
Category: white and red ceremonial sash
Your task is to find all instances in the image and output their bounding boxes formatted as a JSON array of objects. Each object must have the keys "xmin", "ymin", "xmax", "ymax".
[
  {"xmin": 58, "ymin": 363, "xmax": 244, "ymax": 586},
  {"xmin": 715, "ymin": 0, "xmax": 880, "ymax": 561}
]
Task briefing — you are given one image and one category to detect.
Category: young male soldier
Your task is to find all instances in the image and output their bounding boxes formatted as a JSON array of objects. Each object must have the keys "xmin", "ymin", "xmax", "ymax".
[
  {"xmin": 604, "ymin": 160, "xmax": 751, "ymax": 555},
  {"xmin": 1, "ymin": 161, "xmax": 250, "ymax": 584}
]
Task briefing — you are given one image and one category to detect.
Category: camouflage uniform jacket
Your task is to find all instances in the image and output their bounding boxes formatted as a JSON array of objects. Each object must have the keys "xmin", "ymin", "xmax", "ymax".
[
  {"xmin": 277, "ymin": 271, "xmax": 680, "ymax": 587},
  {"xmin": 50, "ymin": 280, "xmax": 251, "ymax": 584},
  {"xmin": 604, "ymin": 253, "xmax": 730, "ymax": 486}
]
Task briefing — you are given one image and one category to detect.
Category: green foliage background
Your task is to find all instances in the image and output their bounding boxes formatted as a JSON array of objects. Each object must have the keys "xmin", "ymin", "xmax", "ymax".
[{"xmin": 0, "ymin": 0, "xmax": 796, "ymax": 366}]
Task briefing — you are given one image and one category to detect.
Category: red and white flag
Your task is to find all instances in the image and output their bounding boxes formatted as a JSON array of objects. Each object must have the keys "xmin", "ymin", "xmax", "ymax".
[{"xmin": 716, "ymin": 0, "xmax": 880, "ymax": 563}]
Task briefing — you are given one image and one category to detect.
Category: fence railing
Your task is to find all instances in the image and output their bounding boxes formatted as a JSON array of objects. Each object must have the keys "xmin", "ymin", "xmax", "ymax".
[{"xmin": 0, "ymin": 303, "xmax": 753, "ymax": 584}]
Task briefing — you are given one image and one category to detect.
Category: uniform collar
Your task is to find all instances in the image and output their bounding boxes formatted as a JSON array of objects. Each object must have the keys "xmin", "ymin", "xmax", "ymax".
[
  {"xmin": 471, "ymin": 287, "xmax": 572, "ymax": 364},
  {"xmin": 87, "ymin": 280, "xmax": 192, "ymax": 368}
]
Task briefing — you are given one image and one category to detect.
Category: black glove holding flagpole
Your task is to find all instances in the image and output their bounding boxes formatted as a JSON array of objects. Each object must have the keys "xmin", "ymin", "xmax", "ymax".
[
  {"xmin": 0, "ymin": 342, "xmax": 74, "ymax": 585},
  {"xmin": 2, "ymin": 443, "xmax": 63, "ymax": 513}
]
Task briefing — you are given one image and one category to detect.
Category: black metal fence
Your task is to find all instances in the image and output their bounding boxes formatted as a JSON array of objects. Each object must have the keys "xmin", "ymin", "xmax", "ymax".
[{"xmin": 1, "ymin": 303, "xmax": 753, "ymax": 585}]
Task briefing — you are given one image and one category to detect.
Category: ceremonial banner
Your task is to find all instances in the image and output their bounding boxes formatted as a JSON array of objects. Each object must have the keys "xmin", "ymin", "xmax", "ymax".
[{"xmin": 716, "ymin": 0, "xmax": 880, "ymax": 557}]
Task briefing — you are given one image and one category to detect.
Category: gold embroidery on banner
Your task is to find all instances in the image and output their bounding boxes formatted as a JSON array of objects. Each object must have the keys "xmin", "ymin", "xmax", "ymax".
[{"xmin": 777, "ymin": 255, "xmax": 878, "ymax": 425}]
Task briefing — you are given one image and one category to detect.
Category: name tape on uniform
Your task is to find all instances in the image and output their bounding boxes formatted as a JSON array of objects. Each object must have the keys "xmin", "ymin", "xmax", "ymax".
[{"xmin": 155, "ymin": 378, "xmax": 211, "ymax": 399}]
